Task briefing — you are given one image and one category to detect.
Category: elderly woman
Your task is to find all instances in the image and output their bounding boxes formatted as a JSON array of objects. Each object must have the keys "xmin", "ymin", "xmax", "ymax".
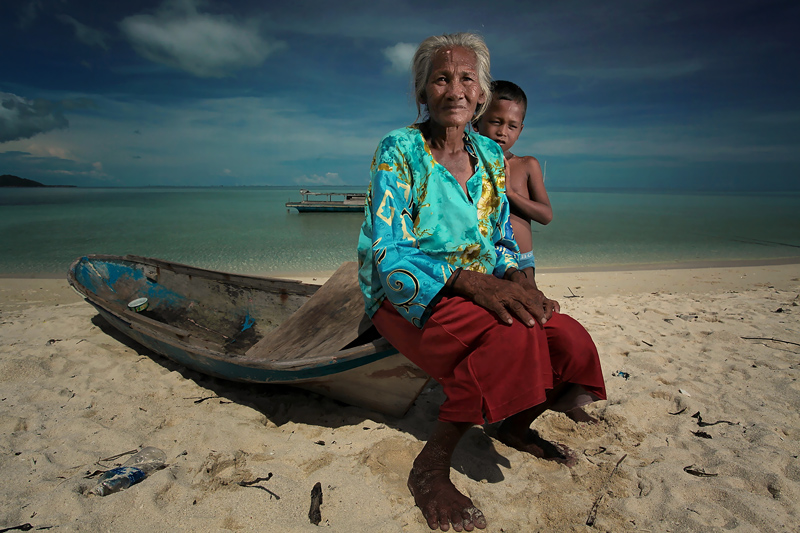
[{"xmin": 357, "ymin": 33, "xmax": 606, "ymax": 531}]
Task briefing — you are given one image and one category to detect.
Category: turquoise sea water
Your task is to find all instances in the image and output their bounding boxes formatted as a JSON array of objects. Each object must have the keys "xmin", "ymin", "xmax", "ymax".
[{"xmin": 1, "ymin": 186, "xmax": 799, "ymax": 276}]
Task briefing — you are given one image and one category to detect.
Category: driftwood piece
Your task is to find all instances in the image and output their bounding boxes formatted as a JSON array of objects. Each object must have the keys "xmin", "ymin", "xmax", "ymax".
[
  {"xmin": 741, "ymin": 336, "xmax": 800, "ymax": 348},
  {"xmin": 238, "ymin": 473, "xmax": 280, "ymax": 500},
  {"xmin": 0, "ymin": 525, "xmax": 33, "ymax": 533},
  {"xmin": 308, "ymin": 482, "xmax": 323, "ymax": 525},
  {"xmin": 565, "ymin": 287, "xmax": 582, "ymax": 298},
  {"xmin": 691, "ymin": 412, "xmax": 735, "ymax": 427},
  {"xmin": 684, "ymin": 465, "xmax": 718, "ymax": 477}
]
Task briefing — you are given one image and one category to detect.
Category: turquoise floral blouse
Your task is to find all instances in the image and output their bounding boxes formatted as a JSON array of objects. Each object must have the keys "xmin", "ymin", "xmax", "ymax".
[{"xmin": 357, "ymin": 125, "xmax": 520, "ymax": 328}]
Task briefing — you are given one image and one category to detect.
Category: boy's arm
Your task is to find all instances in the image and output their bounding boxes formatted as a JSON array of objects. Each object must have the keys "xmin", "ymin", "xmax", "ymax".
[{"xmin": 505, "ymin": 157, "xmax": 553, "ymax": 225}]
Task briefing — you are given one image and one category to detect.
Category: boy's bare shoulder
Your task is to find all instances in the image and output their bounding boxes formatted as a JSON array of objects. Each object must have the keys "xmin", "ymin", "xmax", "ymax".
[
  {"xmin": 516, "ymin": 154, "xmax": 541, "ymax": 167},
  {"xmin": 509, "ymin": 154, "xmax": 543, "ymax": 175}
]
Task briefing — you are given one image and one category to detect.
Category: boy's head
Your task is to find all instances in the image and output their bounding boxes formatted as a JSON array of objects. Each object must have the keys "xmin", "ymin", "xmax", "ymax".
[{"xmin": 475, "ymin": 80, "xmax": 527, "ymax": 152}]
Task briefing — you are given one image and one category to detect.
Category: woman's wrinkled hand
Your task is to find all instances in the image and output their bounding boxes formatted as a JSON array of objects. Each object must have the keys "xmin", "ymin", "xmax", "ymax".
[
  {"xmin": 451, "ymin": 269, "xmax": 549, "ymax": 327},
  {"xmin": 507, "ymin": 270, "xmax": 560, "ymax": 321}
]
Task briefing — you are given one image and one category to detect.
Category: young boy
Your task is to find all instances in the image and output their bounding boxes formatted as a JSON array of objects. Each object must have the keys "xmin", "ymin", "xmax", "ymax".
[
  {"xmin": 475, "ymin": 80, "xmax": 551, "ymax": 280},
  {"xmin": 477, "ymin": 81, "xmax": 597, "ymax": 424}
]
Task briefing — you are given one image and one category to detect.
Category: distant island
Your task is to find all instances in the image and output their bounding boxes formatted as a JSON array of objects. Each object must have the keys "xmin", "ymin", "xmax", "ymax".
[{"xmin": 0, "ymin": 174, "xmax": 75, "ymax": 188}]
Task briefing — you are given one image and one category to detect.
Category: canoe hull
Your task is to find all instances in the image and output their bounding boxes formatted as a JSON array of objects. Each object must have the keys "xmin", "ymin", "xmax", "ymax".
[{"xmin": 69, "ymin": 255, "xmax": 430, "ymax": 417}]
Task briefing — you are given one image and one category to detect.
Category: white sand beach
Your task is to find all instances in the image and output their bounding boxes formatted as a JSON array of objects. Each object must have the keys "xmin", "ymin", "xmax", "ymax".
[{"xmin": 1, "ymin": 263, "xmax": 798, "ymax": 531}]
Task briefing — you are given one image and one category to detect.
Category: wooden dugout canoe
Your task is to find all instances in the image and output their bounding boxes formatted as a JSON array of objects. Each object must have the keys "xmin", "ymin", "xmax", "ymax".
[{"xmin": 67, "ymin": 255, "xmax": 429, "ymax": 417}]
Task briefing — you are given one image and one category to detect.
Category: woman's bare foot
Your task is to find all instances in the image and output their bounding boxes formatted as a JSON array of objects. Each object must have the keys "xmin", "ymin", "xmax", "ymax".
[
  {"xmin": 408, "ymin": 421, "xmax": 487, "ymax": 531},
  {"xmin": 408, "ymin": 466, "xmax": 487, "ymax": 531},
  {"xmin": 565, "ymin": 406, "xmax": 598, "ymax": 424},
  {"xmin": 496, "ymin": 427, "xmax": 577, "ymax": 467}
]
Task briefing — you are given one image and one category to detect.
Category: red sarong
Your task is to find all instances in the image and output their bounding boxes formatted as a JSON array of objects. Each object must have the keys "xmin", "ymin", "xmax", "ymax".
[{"xmin": 371, "ymin": 296, "xmax": 606, "ymax": 424}]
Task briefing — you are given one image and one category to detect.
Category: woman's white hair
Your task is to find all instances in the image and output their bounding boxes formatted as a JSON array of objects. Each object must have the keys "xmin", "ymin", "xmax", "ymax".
[{"xmin": 412, "ymin": 32, "xmax": 492, "ymax": 122}]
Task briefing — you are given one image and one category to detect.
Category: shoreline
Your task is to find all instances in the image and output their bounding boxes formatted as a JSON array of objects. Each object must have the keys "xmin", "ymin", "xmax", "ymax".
[
  {"xmin": 2, "ymin": 260, "xmax": 798, "ymax": 303},
  {"xmin": 3, "ymin": 263, "xmax": 797, "ymax": 304},
  {"xmin": 2, "ymin": 255, "xmax": 799, "ymax": 282}
]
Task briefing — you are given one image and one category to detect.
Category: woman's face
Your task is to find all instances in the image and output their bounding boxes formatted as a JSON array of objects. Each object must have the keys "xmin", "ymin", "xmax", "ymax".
[{"xmin": 421, "ymin": 46, "xmax": 485, "ymax": 129}]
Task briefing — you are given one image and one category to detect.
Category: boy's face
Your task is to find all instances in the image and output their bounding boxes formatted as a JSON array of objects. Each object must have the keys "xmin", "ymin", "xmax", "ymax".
[{"xmin": 477, "ymin": 99, "xmax": 525, "ymax": 152}]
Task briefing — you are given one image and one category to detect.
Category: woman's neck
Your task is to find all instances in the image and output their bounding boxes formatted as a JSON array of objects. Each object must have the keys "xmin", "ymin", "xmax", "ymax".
[{"xmin": 421, "ymin": 120, "xmax": 466, "ymax": 154}]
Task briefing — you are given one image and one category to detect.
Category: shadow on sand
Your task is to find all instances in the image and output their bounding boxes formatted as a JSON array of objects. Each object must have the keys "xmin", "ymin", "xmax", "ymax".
[{"xmin": 90, "ymin": 313, "xmax": 512, "ymax": 483}]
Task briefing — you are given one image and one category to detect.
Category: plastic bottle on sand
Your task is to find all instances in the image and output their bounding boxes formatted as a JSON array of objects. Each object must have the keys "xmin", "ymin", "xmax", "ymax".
[{"xmin": 90, "ymin": 447, "xmax": 167, "ymax": 496}]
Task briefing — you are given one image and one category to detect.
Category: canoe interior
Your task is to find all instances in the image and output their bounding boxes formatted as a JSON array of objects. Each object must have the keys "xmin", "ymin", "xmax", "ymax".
[{"xmin": 70, "ymin": 255, "xmax": 319, "ymax": 356}]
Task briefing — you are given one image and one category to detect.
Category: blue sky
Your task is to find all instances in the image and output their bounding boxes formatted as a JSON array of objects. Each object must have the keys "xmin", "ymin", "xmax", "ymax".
[{"xmin": 1, "ymin": 0, "xmax": 798, "ymax": 190}]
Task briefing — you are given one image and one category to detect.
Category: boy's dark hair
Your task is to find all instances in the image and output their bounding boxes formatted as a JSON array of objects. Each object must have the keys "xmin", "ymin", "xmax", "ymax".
[{"xmin": 491, "ymin": 80, "xmax": 527, "ymax": 121}]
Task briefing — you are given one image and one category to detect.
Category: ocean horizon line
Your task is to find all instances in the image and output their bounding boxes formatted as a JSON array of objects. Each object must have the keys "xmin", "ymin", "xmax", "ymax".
[{"xmin": 3, "ymin": 184, "xmax": 800, "ymax": 195}]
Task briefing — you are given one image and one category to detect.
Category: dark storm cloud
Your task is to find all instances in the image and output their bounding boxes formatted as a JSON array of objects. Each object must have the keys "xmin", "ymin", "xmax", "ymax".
[
  {"xmin": 56, "ymin": 14, "xmax": 111, "ymax": 50},
  {"xmin": 0, "ymin": 93, "xmax": 69, "ymax": 143}
]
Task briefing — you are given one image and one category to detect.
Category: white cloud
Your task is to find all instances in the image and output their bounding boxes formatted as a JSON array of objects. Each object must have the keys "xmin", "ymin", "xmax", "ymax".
[
  {"xmin": 57, "ymin": 14, "xmax": 110, "ymax": 50},
  {"xmin": 382, "ymin": 42, "xmax": 416, "ymax": 74},
  {"xmin": 120, "ymin": 0, "xmax": 285, "ymax": 78},
  {"xmin": 0, "ymin": 92, "xmax": 69, "ymax": 143},
  {"xmin": 24, "ymin": 142, "xmax": 74, "ymax": 159},
  {"xmin": 293, "ymin": 172, "xmax": 345, "ymax": 186}
]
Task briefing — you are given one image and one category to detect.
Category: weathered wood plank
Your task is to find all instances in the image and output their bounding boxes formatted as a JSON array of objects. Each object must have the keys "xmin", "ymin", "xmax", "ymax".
[{"xmin": 245, "ymin": 262, "xmax": 368, "ymax": 361}]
